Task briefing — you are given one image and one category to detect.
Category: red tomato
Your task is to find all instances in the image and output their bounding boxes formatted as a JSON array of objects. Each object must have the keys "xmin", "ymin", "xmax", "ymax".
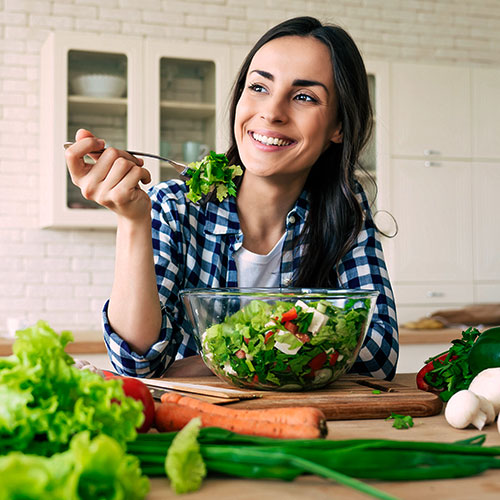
[
  {"xmin": 309, "ymin": 352, "xmax": 327, "ymax": 372},
  {"xmin": 328, "ymin": 352, "xmax": 340, "ymax": 366},
  {"xmin": 264, "ymin": 331, "xmax": 275, "ymax": 343},
  {"xmin": 103, "ymin": 371, "xmax": 155, "ymax": 433},
  {"xmin": 284, "ymin": 321, "xmax": 299, "ymax": 335},
  {"xmin": 281, "ymin": 308, "xmax": 298, "ymax": 322}
]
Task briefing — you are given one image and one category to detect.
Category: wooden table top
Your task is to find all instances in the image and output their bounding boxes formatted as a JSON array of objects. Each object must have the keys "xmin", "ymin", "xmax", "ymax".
[{"xmin": 145, "ymin": 372, "xmax": 500, "ymax": 499}]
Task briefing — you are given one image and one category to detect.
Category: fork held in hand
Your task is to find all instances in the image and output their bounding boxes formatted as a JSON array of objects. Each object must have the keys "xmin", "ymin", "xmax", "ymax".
[{"xmin": 63, "ymin": 142, "xmax": 189, "ymax": 175}]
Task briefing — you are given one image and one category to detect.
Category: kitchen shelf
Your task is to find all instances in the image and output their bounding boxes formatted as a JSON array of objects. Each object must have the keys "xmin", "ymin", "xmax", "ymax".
[
  {"xmin": 68, "ymin": 95, "xmax": 128, "ymax": 116},
  {"xmin": 160, "ymin": 100, "xmax": 215, "ymax": 119}
]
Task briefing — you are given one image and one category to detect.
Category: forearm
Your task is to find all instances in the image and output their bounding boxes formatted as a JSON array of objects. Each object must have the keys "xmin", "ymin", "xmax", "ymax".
[{"xmin": 108, "ymin": 214, "xmax": 162, "ymax": 355}]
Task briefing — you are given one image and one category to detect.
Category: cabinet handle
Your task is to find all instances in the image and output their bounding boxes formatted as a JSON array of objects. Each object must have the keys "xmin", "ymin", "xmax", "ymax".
[
  {"xmin": 424, "ymin": 149, "xmax": 440, "ymax": 156},
  {"xmin": 426, "ymin": 291, "xmax": 444, "ymax": 298},
  {"xmin": 424, "ymin": 161, "xmax": 441, "ymax": 167}
]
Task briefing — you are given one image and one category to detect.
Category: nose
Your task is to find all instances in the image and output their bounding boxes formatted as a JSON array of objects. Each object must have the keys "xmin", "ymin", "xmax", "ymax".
[{"xmin": 260, "ymin": 94, "xmax": 288, "ymax": 124}]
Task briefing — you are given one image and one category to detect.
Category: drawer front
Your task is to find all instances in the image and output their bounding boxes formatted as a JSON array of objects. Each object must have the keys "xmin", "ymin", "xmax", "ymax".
[
  {"xmin": 393, "ymin": 283, "xmax": 473, "ymax": 305},
  {"xmin": 474, "ymin": 283, "xmax": 500, "ymax": 303}
]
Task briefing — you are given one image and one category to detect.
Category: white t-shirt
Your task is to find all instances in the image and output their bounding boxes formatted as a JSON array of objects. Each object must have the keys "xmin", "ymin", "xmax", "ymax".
[{"xmin": 234, "ymin": 233, "xmax": 286, "ymax": 287}]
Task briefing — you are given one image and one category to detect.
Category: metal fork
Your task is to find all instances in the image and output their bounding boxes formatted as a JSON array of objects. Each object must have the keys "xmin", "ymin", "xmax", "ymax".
[{"xmin": 63, "ymin": 141, "xmax": 189, "ymax": 176}]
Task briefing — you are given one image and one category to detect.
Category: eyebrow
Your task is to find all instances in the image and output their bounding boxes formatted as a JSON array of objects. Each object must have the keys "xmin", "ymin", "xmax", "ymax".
[{"xmin": 250, "ymin": 69, "xmax": 329, "ymax": 94}]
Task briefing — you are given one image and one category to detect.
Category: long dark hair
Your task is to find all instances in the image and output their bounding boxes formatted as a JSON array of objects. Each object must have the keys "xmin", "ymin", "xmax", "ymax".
[{"xmin": 226, "ymin": 16, "xmax": 373, "ymax": 287}]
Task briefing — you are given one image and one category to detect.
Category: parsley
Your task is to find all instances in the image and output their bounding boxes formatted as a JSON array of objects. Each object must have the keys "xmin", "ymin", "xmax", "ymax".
[
  {"xmin": 386, "ymin": 413, "xmax": 414, "ymax": 430},
  {"xmin": 423, "ymin": 327, "xmax": 481, "ymax": 401},
  {"xmin": 372, "ymin": 389, "xmax": 381, "ymax": 395}
]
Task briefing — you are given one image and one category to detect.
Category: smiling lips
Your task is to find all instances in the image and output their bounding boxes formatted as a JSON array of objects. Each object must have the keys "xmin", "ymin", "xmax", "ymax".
[{"xmin": 251, "ymin": 131, "xmax": 294, "ymax": 148}]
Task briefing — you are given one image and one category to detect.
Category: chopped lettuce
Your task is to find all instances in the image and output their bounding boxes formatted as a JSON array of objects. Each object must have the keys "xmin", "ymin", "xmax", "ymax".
[
  {"xmin": 185, "ymin": 151, "xmax": 243, "ymax": 203},
  {"xmin": 0, "ymin": 432, "xmax": 150, "ymax": 500},
  {"xmin": 0, "ymin": 321, "xmax": 144, "ymax": 456},
  {"xmin": 165, "ymin": 417, "xmax": 206, "ymax": 494}
]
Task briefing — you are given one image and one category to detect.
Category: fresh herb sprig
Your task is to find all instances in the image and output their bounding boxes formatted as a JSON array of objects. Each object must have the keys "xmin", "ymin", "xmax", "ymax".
[
  {"xmin": 386, "ymin": 413, "xmax": 414, "ymax": 430},
  {"xmin": 423, "ymin": 327, "xmax": 481, "ymax": 401}
]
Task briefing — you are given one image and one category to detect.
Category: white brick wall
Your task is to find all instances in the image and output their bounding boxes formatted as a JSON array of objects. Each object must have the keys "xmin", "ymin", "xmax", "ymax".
[{"xmin": 0, "ymin": 0, "xmax": 499, "ymax": 336}]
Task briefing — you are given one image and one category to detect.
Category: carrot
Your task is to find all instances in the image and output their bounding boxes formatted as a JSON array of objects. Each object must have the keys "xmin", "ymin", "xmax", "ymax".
[
  {"xmin": 154, "ymin": 401, "xmax": 325, "ymax": 439},
  {"xmin": 161, "ymin": 392, "xmax": 326, "ymax": 429}
]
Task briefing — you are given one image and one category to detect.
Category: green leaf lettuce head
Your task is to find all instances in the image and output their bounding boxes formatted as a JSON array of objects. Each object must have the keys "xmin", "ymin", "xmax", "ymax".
[
  {"xmin": 165, "ymin": 417, "xmax": 207, "ymax": 494},
  {"xmin": 0, "ymin": 431, "xmax": 150, "ymax": 500},
  {"xmin": 0, "ymin": 321, "xmax": 144, "ymax": 456},
  {"xmin": 185, "ymin": 151, "xmax": 243, "ymax": 203}
]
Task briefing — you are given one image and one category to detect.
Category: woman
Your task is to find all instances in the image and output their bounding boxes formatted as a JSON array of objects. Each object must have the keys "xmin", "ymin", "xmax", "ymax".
[{"xmin": 66, "ymin": 16, "xmax": 398, "ymax": 380}]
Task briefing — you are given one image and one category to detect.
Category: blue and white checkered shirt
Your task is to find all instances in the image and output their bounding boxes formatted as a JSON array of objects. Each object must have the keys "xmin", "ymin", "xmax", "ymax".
[{"xmin": 103, "ymin": 180, "xmax": 399, "ymax": 380}]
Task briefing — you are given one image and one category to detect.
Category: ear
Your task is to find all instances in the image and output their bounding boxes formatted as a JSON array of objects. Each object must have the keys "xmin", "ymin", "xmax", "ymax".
[{"xmin": 330, "ymin": 122, "xmax": 343, "ymax": 144}]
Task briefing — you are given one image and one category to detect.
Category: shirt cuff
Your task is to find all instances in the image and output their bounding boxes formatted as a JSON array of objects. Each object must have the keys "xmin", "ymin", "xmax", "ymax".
[{"xmin": 101, "ymin": 300, "xmax": 176, "ymax": 378}]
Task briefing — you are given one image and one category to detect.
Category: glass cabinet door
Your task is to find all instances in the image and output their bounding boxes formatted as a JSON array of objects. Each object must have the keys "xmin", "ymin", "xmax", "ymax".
[
  {"xmin": 143, "ymin": 40, "xmax": 231, "ymax": 187},
  {"xmin": 40, "ymin": 32, "xmax": 143, "ymax": 228},
  {"xmin": 66, "ymin": 50, "xmax": 128, "ymax": 209},
  {"xmin": 159, "ymin": 58, "xmax": 216, "ymax": 181}
]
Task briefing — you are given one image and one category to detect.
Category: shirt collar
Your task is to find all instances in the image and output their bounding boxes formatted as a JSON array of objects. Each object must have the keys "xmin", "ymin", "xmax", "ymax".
[{"xmin": 203, "ymin": 189, "xmax": 310, "ymax": 236}]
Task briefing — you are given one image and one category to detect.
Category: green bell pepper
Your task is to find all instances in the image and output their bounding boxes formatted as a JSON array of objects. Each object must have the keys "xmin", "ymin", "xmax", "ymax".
[{"xmin": 468, "ymin": 326, "xmax": 500, "ymax": 375}]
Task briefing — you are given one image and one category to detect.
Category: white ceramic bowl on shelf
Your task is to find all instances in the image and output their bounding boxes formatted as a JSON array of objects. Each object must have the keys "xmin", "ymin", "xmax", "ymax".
[{"xmin": 70, "ymin": 74, "xmax": 126, "ymax": 98}]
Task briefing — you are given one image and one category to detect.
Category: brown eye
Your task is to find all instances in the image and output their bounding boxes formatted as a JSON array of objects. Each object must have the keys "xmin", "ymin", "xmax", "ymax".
[{"xmin": 294, "ymin": 93, "xmax": 317, "ymax": 103}]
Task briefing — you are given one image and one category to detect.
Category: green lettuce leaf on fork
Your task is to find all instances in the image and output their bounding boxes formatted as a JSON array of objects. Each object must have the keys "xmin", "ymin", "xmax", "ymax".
[
  {"xmin": 185, "ymin": 151, "xmax": 243, "ymax": 203},
  {"xmin": 0, "ymin": 320, "xmax": 144, "ymax": 456}
]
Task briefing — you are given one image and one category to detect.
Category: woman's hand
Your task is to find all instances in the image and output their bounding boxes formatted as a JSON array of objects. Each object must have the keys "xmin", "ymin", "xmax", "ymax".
[{"xmin": 65, "ymin": 129, "xmax": 152, "ymax": 221}]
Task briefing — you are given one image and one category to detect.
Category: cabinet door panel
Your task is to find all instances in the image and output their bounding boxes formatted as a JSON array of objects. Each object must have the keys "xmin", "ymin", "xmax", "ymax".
[
  {"xmin": 390, "ymin": 63, "xmax": 471, "ymax": 158},
  {"xmin": 473, "ymin": 163, "xmax": 500, "ymax": 280},
  {"xmin": 472, "ymin": 68, "xmax": 500, "ymax": 159},
  {"xmin": 390, "ymin": 159, "xmax": 473, "ymax": 281}
]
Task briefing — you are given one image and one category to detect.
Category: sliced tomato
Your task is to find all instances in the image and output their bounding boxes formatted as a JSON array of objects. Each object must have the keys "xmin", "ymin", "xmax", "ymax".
[
  {"xmin": 264, "ymin": 331, "xmax": 275, "ymax": 343},
  {"xmin": 235, "ymin": 349, "xmax": 246, "ymax": 359},
  {"xmin": 328, "ymin": 352, "xmax": 340, "ymax": 366},
  {"xmin": 284, "ymin": 321, "xmax": 299, "ymax": 335},
  {"xmin": 281, "ymin": 308, "xmax": 298, "ymax": 322},
  {"xmin": 295, "ymin": 332, "xmax": 310, "ymax": 343},
  {"xmin": 309, "ymin": 352, "xmax": 327, "ymax": 372},
  {"xmin": 243, "ymin": 336, "xmax": 250, "ymax": 345}
]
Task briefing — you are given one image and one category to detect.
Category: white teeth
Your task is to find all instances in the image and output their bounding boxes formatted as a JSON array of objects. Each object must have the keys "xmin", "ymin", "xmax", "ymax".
[{"xmin": 252, "ymin": 133, "xmax": 291, "ymax": 147}]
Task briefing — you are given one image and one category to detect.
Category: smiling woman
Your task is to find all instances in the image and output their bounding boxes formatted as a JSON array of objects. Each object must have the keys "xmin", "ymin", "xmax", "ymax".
[{"xmin": 64, "ymin": 16, "xmax": 398, "ymax": 382}]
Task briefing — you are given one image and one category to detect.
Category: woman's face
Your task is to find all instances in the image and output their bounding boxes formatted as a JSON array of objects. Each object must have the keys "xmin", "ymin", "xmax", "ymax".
[{"xmin": 234, "ymin": 35, "xmax": 342, "ymax": 180}]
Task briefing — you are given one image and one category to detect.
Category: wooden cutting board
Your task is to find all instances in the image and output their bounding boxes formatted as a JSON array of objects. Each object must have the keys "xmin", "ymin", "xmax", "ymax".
[{"xmin": 160, "ymin": 374, "xmax": 443, "ymax": 420}]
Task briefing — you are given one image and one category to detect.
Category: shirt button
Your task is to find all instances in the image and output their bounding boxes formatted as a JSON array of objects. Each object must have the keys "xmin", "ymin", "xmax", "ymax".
[{"xmin": 288, "ymin": 215, "xmax": 296, "ymax": 224}]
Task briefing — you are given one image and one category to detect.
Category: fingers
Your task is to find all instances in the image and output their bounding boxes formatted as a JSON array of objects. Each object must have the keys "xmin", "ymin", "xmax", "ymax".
[
  {"xmin": 93, "ymin": 164, "xmax": 152, "ymax": 209},
  {"xmin": 65, "ymin": 136, "xmax": 106, "ymax": 183},
  {"xmin": 65, "ymin": 138, "xmax": 144, "ymax": 186},
  {"xmin": 75, "ymin": 128, "xmax": 95, "ymax": 141}
]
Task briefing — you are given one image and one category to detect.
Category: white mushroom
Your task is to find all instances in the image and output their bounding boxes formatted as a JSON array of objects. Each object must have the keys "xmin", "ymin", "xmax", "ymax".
[
  {"xmin": 468, "ymin": 367, "xmax": 500, "ymax": 413},
  {"xmin": 444, "ymin": 390, "xmax": 495, "ymax": 430}
]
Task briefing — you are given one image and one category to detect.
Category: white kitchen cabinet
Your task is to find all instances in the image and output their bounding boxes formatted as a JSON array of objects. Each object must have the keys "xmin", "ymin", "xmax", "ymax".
[
  {"xmin": 390, "ymin": 62, "xmax": 471, "ymax": 159},
  {"xmin": 472, "ymin": 162, "xmax": 500, "ymax": 281},
  {"xmin": 472, "ymin": 68, "xmax": 500, "ymax": 160},
  {"xmin": 40, "ymin": 32, "xmax": 229, "ymax": 229},
  {"xmin": 388, "ymin": 158, "xmax": 473, "ymax": 282},
  {"xmin": 385, "ymin": 62, "xmax": 500, "ymax": 324}
]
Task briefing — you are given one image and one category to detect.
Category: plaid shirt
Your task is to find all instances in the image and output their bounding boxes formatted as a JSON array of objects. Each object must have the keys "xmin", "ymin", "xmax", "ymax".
[{"xmin": 103, "ymin": 180, "xmax": 399, "ymax": 380}]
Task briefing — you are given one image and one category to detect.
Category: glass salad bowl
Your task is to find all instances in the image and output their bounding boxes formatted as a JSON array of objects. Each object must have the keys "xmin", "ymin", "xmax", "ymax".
[{"xmin": 179, "ymin": 288, "xmax": 379, "ymax": 391}]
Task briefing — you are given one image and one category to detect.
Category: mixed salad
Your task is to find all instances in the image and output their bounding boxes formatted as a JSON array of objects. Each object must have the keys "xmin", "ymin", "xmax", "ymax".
[
  {"xmin": 201, "ymin": 298, "xmax": 370, "ymax": 390},
  {"xmin": 185, "ymin": 151, "xmax": 243, "ymax": 203}
]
